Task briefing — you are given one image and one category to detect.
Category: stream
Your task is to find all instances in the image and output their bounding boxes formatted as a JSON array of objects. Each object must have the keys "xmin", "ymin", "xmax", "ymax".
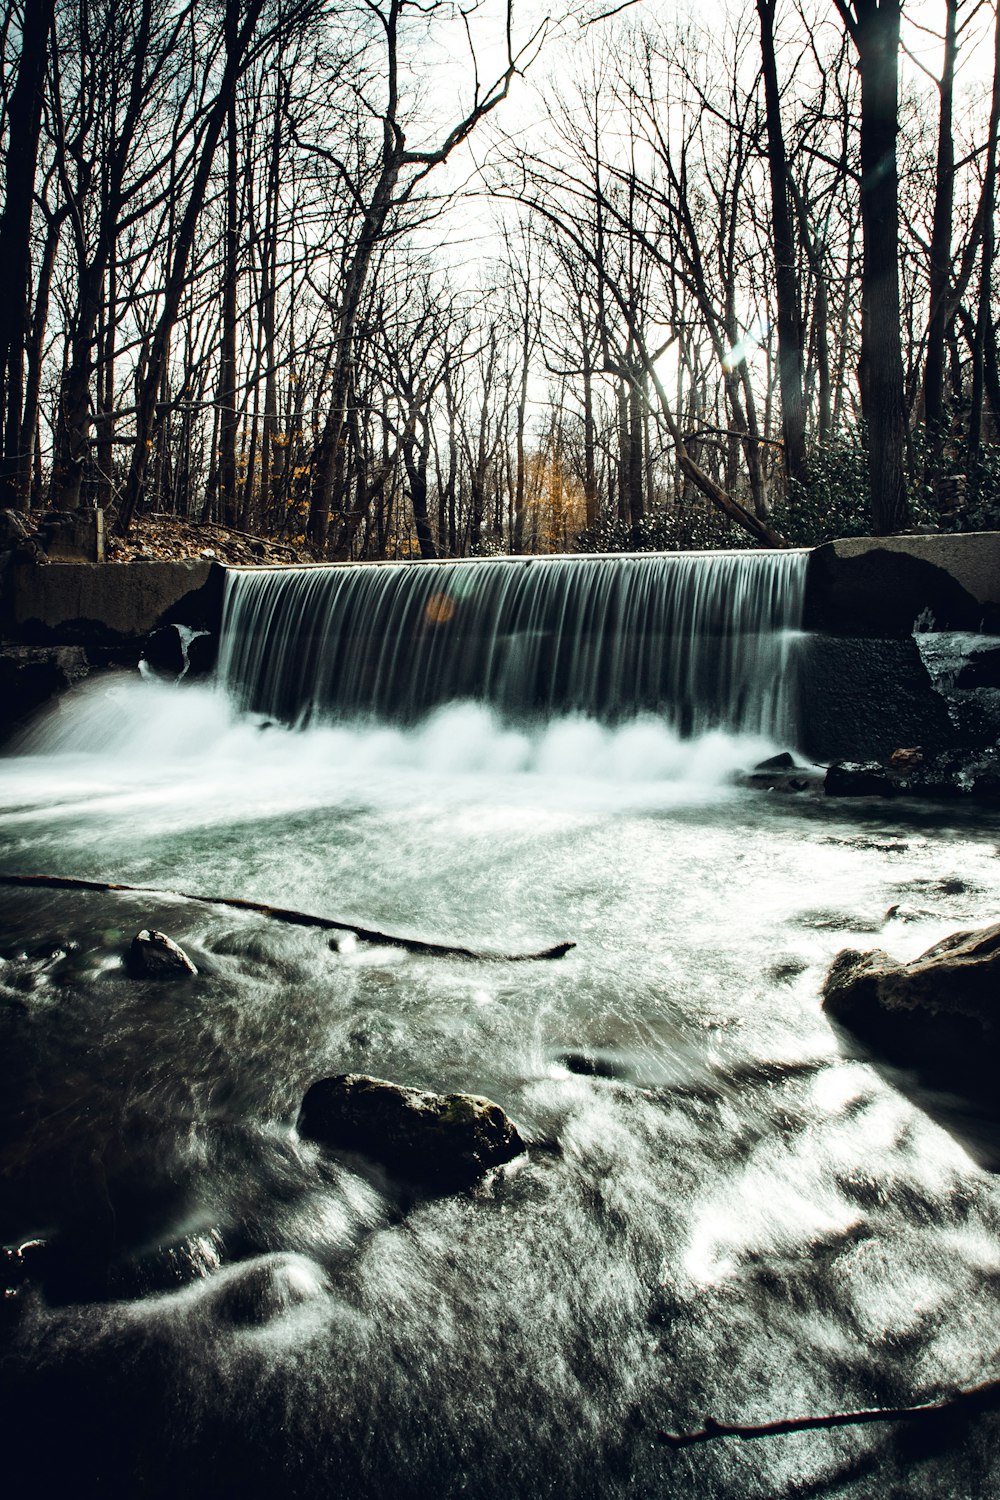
[{"xmin": 2, "ymin": 671, "xmax": 999, "ymax": 1498}]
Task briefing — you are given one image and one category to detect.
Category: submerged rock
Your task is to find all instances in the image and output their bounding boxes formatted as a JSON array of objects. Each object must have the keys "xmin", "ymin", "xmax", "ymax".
[
  {"xmin": 127, "ymin": 929, "xmax": 197, "ymax": 979},
  {"xmin": 298, "ymin": 1073, "xmax": 526, "ymax": 1186},
  {"xmin": 822, "ymin": 921, "xmax": 1000, "ymax": 1098}
]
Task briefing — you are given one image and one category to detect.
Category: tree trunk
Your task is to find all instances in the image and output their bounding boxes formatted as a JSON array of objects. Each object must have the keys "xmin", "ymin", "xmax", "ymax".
[
  {"xmin": 0, "ymin": 0, "xmax": 55, "ymax": 508},
  {"xmin": 922, "ymin": 0, "xmax": 958, "ymax": 475},
  {"xmin": 841, "ymin": 0, "xmax": 910, "ymax": 533},
  {"xmin": 216, "ymin": 0, "xmax": 241, "ymax": 529},
  {"xmin": 968, "ymin": 0, "xmax": 1000, "ymax": 463},
  {"xmin": 757, "ymin": 0, "xmax": 808, "ymax": 486}
]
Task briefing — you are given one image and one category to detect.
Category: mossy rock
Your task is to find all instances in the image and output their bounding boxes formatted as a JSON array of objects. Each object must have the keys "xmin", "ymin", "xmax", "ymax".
[{"xmin": 297, "ymin": 1073, "xmax": 526, "ymax": 1187}]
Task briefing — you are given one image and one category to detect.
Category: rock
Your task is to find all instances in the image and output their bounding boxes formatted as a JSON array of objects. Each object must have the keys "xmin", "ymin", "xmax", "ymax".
[
  {"xmin": 297, "ymin": 1073, "xmax": 526, "ymax": 1186},
  {"xmin": 754, "ymin": 751, "xmax": 796, "ymax": 771},
  {"xmin": 127, "ymin": 929, "xmax": 197, "ymax": 979},
  {"xmin": 184, "ymin": 630, "xmax": 217, "ymax": 678},
  {"xmin": 956, "ymin": 645, "xmax": 1000, "ymax": 689},
  {"xmin": 743, "ymin": 769, "xmax": 818, "ymax": 793},
  {"xmin": 824, "ymin": 761, "xmax": 896, "ymax": 797},
  {"xmin": 0, "ymin": 644, "xmax": 91, "ymax": 742},
  {"xmin": 201, "ymin": 1253, "xmax": 327, "ymax": 1328},
  {"xmin": 140, "ymin": 623, "xmax": 186, "ymax": 679},
  {"xmin": 0, "ymin": 508, "xmax": 37, "ymax": 552},
  {"xmin": 824, "ymin": 748, "xmax": 1000, "ymax": 801},
  {"xmin": 822, "ymin": 922, "xmax": 1000, "ymax": 1098},
  {"xmin": 556, "ymin": 1050, "xmax": 621, "ymax": 1079}
]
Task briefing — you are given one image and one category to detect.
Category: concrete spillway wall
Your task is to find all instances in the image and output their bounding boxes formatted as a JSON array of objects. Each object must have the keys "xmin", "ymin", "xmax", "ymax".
[
  {"xmin": 1, "ymin": 557, "xmax": 224, "ymax": 647},
  {"xmin": 2, "ymin": 533, "xmax": 999, "ymax": 760}
]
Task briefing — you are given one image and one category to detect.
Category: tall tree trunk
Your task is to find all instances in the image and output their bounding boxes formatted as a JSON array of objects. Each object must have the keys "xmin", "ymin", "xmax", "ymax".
[
  {"xmin": 968, "ymin": 0, "xmax": 1000, "ymax": 464},
  {"xmin": 19, "ymin": 203, "xmax": 65, "ymax": 503},
  {"xmin": 581, "ymin": 338, "xmax": 598, "ymax": 528},
  {"xmin": 216, "ymin": 0, "xmax": 241, "ymax": 528},
  {"xmin": 837, "ymin": 0, "xmax": 909, "ymax": 533},
  {"xmin": 922, "ymin": 0, "xmax": 958, "ymax": 472},
  {"xmin": 757, "ymin": 0, "xmax": 808, "ymax": 486},
  {"xmin": 402, "ymin": 421, "xmax": 436, "ymax": 558},
  {"xmin": 0, "ymin": 0, "xmax": 55, "ymax": 508},
  {"xmin": 627, "ymin": 360, "xmax": 644, "ymax": 535},
  {"xmin": 96, "ymin": 248, "xmax": 117, "ymax": 511}
]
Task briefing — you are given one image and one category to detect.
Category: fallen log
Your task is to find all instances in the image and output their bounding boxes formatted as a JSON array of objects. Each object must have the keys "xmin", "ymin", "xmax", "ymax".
[
  {"xmin": 0, "ymin": 873, "xmax": 575, "ymax": 962},
  {"xmin": 657, "ymin": 1372, "xmax": 1000, "ymax": 1448}
]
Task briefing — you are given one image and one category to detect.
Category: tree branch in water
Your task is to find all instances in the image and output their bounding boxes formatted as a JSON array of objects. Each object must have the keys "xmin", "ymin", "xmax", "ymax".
[
  {"xmin": 658, "ymin": 1374, "xmax": 1000, "ymax": 1448},
  {"xmin": 0, "ymin": 873, "xmax": 575, "ymax": 962}
]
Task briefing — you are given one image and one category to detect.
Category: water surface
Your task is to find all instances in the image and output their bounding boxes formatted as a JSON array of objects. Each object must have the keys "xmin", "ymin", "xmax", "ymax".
[{"xmin": 2, "ymin": 676, "xmax": 999, "ymax": 1499}]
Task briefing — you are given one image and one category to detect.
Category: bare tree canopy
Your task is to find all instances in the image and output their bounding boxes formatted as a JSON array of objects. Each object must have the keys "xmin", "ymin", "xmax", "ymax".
[{"xmin": 1, "ymin": 0, "xmax": 998, "ymax": 554}]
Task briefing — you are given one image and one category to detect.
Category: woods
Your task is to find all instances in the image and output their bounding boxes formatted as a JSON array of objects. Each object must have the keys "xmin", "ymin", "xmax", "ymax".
[{"xmin": 1, "ymin": 0, "xmax": 999, "ymax": 556}]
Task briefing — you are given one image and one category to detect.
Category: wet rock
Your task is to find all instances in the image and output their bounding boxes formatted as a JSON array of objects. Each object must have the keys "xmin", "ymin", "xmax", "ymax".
[
  {"xmin": 207, "ymin": 1252, "xmax": 326, "ymax": 1328},
  {"xmin": 556, "ymin": 1050, "xmax": 621, "ymax": 1079},
  {"xmin": 140, "ymin": 624, "xmax": 185, "ymax": 679},
  {"xmin": 0, "ymin": 643, "xmax": 91, "ymax": 741},
  {"xmin": 754, "ymin": 751, "xmax": 796, "ymax": 771},
  {"xmin": 127, "ymin": 929, "xmax": 197, "ymax": 979},
  {"xmin": 824, "ymin": 761, "xmax": 896, "ymax": 797},
  {"xmin": 743, "ymin": 770, "xmax": 817, "ymax": 793},
  {"xmin": 741, "ymin": 753, "xmax": 822, "ymax": 793},
  {"xmin": 889, "ymin": 746, "xmax": 924, "ymax": 772},
  {"xmin": 184, "ymin": 630, "xmax": 217, "ymax": 679},
  {"xmin": 822, "ymin": 921, "xmax": 1000, "ymax": 1099},
  {"xmin": 956, "ymin": 645, "xmax": 1000, "ymax": 689},
  {"xmin": 1, "ymin": 1238, "xmax": 46, "ymax": 1302},
  {"xmin": 825, "ymin": 748, "xmax": 1000, "ymax": 801},
  {"xmin": 298, "ymin": 1073, "xmax": 526, "ymax": 1187}
]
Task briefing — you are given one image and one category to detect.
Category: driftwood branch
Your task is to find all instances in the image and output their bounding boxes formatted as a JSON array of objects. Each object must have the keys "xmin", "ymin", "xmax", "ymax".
[
  {"xmin": 658, "ymin": 1373, "xmax": 1000, "ymax": 1448},
  {"xmin": 0, "ymin": 874, "xmax": 575, "ymax": 963}
]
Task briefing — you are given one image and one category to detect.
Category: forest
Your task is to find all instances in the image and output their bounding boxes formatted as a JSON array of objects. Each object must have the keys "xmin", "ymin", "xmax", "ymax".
[{"xmin": 1, "ymin": 0, "xmax": 999, "ymax": 560}]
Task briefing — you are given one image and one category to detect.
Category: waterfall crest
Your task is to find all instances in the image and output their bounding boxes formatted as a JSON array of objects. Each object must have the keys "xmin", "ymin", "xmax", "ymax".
[{"xmin": 217, "ymin": 550, "xmax": 807, "ymax": 741}]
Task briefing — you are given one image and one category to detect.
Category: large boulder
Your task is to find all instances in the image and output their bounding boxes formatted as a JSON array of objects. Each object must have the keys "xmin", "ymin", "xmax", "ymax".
[
  {"xmin": 297, "ymin": 1073, "xmax": 526, "ymax": 1186},
  {"xmin": 822, "ymin": 922, "xmax": 1000, "ymax": 1098}
]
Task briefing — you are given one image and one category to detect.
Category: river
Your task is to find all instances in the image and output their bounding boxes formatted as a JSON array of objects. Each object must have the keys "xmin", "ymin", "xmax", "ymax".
[{"xmin": 1, "ymin": 553, "xmax": 999, "ymax": 1498}]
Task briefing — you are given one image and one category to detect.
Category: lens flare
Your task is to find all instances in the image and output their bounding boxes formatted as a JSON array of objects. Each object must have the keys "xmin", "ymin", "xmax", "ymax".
[{"xmin": 424, "ymin": 591, "xmax": 457, "ymax": 625}]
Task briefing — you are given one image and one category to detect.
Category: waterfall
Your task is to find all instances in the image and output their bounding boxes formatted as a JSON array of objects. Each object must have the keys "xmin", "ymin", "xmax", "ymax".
[{"xmin": 217, "ymin": 550, "xmax": 807, "ymax": 741}]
